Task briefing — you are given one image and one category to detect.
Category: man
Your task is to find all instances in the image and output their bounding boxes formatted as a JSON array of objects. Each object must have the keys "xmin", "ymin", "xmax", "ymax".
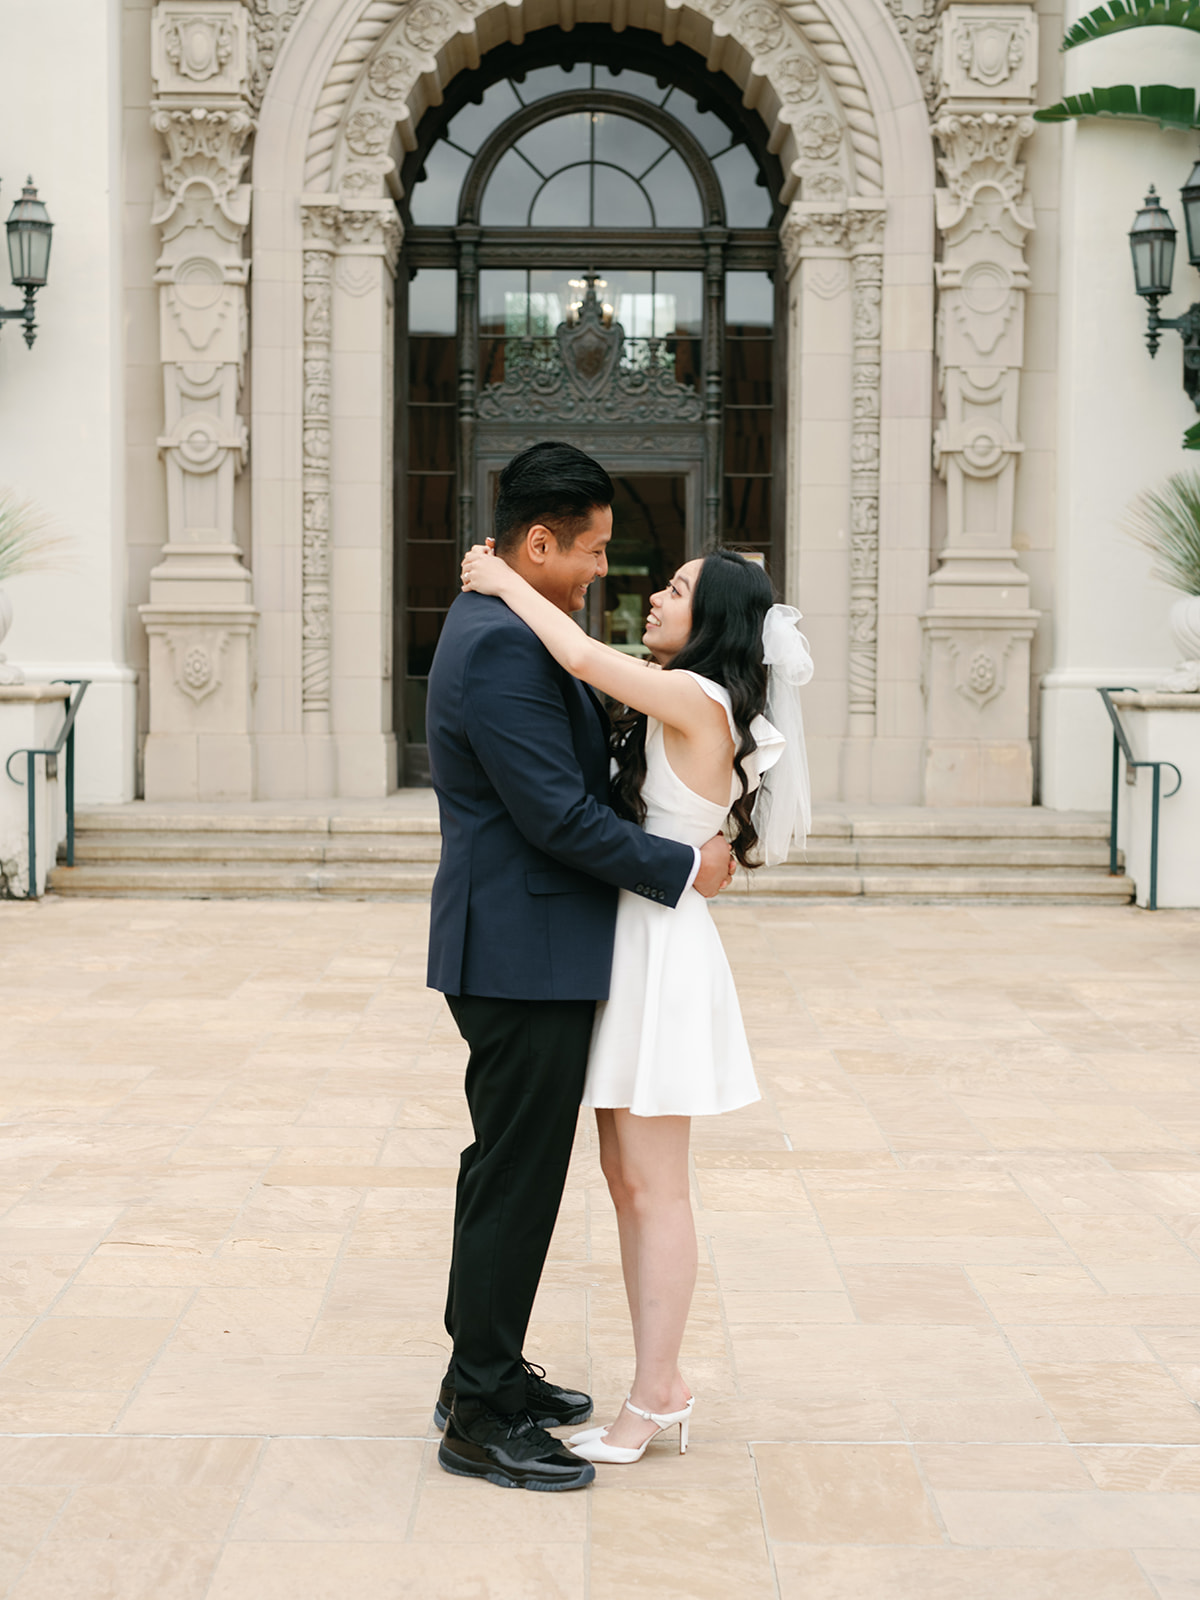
[{"xmin": 425, "ymin": 440, "xmax": 732, "ymax": 1492}]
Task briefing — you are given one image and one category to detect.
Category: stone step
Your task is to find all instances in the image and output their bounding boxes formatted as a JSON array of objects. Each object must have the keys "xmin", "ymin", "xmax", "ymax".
[
  {"xmin": 73, "ymin": 801, "xmax": 1107, "ymax": 842},
  {"xmin": 71, "ymin": 833, "xmax": 445, "ymax": 864},
  {"xmin": 52, "ymin": 800, "xmax": 1129, "ymax": 903},
  {"xmin": 47, "ymin": 859, "xmax": 1133, "ymax": 903},
  {"xmin": 67, "ymin": 830, "xmax": 1115, "ymax": 872}
]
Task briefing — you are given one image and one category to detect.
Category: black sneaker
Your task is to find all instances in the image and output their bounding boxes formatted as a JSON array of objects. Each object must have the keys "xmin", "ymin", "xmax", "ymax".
[
  {"xmin": 438, "ymin": 1401, "xmax": 595, "ymax": 1491},
  {"xmin": 433, "ymin": 1360, "xmax": 592, "ymax": 1432}
]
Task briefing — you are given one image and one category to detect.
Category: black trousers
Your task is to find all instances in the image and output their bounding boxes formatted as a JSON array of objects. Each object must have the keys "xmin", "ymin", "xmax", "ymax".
[{"xmin": 443, "ymin": 993, "xmax": 595, "ymax": 1414}]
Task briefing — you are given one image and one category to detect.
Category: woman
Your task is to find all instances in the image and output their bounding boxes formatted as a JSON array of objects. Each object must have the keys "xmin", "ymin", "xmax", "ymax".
[{"xmin": 459, "ymin": 541, "xmax": 812, "ymax": 1465}]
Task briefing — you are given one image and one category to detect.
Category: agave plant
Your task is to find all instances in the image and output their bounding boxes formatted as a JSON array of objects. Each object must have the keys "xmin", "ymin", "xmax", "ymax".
[
  {"xmin": 0, "ymin": 487, "xmax": 71, "ymax": 584},
  {"xmin": 1124, "ymin": 469, "xmax": 1200, "ymax": 593}
]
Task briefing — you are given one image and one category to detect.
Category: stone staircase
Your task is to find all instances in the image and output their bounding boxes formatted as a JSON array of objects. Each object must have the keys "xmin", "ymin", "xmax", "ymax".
[{"xmin": 47, "ymin": 796, "xmax": 1134, "ymax": 903}]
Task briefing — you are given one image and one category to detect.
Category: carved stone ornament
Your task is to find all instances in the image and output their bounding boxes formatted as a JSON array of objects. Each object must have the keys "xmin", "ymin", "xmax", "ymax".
[
  {"xmin": 957, "ymin": 19, "xmax": 1023, "ymax": 87},
  {"xmin": 152, "ymin": 106, "xmax": 254, "ymax": 207},
  {"xmin": 795, "ymin": 112, "xmax": 842, "ymax": 163},
  {"xmin": 403, "ymin": 0, "xmax": 451, "ymax": 53},
  {"xmin": 367, "ymin": 49, "xmax": 418, "ymax": 102},
  {"xmin": 165, "ymin": 628, "xmax": 229, "ymax": 705},
  {"xmin": 941, "ymin": 6, "xmax": 1037, "ymax": 103},
  {"xmin": 935, "ymin": 112, "xmax": 1033, "ymax": 207},
  {"xmin": 848, "ymin": 237, "xmax": 884, "ymax": 721},
  {"xmin": 882, "ymin": 0, "xmax": 938, "ymax": 113},
  {"xmin": 808, "ymin": 259, "xmax": 850, "ymax": 299},
  {"xmin": 780, "ymin": 205, "xmax": 849, "ymax": 274},
  {"xmin": 477, "ymin": 284, "xmax": 703, "ymax": 427},
  {"xmin": 776, "ymin": 56, "xmax": 820, "ymax": 103},
  {"xmin": 804, "ymin": 170, "xmax": 846, "ymax": 201},
  {"xmin": 247, "ymin": 0, "xmax": 306, "ymax": 109},
  {"xmin": 162, "ymin": 14, "xmax": 235, "ymax": 81},
  {"xmin": 738, "ymin": 4, "xmax": 785, "ymax": 55},
  {"xmin": 345, "ymin": 108, "xmax": 393, "ymax": 159},
  {"xmin": 948, "ymin": 635, "xmax": 1013, "ymax": 707},
  {"xmin": 152, "ymin": 3, "xmax": 249, "ymax": 98}
]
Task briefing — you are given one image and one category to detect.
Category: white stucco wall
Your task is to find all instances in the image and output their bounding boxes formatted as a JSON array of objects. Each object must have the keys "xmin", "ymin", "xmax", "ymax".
[
  {"xmin": 0, "ymin": 0, "xmax": 135, "ymax": 803},
  {"xmin": 1042, "ymin": 26, "xmax": 1200, "ymax": 809}
]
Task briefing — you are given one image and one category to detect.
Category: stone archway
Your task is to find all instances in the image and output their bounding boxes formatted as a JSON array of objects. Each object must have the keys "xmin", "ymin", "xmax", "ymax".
[{"xmin": 141, "ymin": 0, "xmax": 1045, "ymax": 808}]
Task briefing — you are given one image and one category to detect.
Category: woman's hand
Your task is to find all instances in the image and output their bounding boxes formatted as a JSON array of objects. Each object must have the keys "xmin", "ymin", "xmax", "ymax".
[{"xmin": 461, "ymin": 538, "xmax": 510, "ymax": 596}]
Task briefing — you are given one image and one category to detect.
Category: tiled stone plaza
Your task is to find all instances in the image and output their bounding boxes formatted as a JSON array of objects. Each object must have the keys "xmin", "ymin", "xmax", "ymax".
[{"xmin": 0, "ymin": 895, "xmax": 1198, "ymax": 1599}]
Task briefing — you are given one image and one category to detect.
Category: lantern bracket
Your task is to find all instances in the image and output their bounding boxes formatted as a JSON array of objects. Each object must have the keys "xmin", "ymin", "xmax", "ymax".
[
  {"xmin": 0, "ymin": 287, "xmax": 39, "ymax": 350},
  {"xmin": 1142, "ymin": 297, "xmax": 1200, "ymax": 408}
]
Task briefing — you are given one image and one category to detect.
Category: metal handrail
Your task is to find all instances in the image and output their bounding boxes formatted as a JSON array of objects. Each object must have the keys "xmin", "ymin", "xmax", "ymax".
[
  {"xmin": 4, "ymin": 679, "xmax": 90, "ymax": 899},
  {"xmin": 1097, "ymin": 687, "xmax": 1183, "ymax": 911}
]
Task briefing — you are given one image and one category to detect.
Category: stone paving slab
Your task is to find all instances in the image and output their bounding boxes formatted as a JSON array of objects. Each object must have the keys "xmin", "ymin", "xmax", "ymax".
[{"xmin": 0, "ymin": 897, "xmax": 1197, "ymax": 1599}]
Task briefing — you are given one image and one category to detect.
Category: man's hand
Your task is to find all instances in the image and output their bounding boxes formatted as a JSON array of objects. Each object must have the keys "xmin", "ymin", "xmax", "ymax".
[{"xmin": 693, "ymin": 833, "xmax": 736, "ymax": 899}]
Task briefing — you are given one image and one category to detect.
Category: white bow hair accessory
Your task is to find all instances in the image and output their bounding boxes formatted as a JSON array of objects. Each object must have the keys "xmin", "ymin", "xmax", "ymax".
[{"xmin": 752, "ymin": 603, "xmax": 814, "ymax": 866}]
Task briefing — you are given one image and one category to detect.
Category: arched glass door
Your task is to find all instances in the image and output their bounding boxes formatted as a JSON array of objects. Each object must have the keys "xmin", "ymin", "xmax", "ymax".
[{"xmin": 396, "ymin": 35, "xmax": 784, "ymax": 780}]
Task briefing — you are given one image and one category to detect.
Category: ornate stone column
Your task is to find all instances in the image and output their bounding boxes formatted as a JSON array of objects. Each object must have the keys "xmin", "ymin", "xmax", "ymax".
[
  {"xmin": 141, "ymin": 1, "xmax": 258, "ymax": 800},
  {"xmin": 921, "ymin": 3, "xmax": 1041, "ymax": 805},
  {"xmin": 847, "ymin": 205, "xmax": 885, "ymax": 747},
  {"xmin": 781, "ymin": 199, "xmax": 885, "ymax": 799}
]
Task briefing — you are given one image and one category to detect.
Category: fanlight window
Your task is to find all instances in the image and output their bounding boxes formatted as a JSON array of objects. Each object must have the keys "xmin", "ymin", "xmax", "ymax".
[{"xmin": 408, "ymin": 64, "xmax": 771, "ymax": 228}]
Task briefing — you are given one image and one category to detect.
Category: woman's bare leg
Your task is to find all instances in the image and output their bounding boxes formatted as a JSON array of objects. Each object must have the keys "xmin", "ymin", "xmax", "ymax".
[
  {"xmin": 596, "ymin": 1108, "xmax": 640, "ymax": 1348},
  {"xmin": 595, "ymin": 1109, "xmax": 696, "ymax": 1451}
]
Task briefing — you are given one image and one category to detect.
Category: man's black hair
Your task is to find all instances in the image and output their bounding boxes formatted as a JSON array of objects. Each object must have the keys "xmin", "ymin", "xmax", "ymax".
[{"xmin": 493, "ymin": 440, "xmax": 614, "ymax": 555}]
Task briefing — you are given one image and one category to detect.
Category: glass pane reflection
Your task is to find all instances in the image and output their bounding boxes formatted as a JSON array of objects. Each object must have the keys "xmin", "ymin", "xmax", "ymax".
[
  {"xmin": 713, "ymin": 144, "xmax": 771, "ymax": 226},
  {"xmin": 592, "ymin": 164, "xmax": 654, "ymax": 228},
  {"xmin": 641, "ymin": 148, "xmax": 703, "ymax": 226},
  {"xmin": 529, "ymin": 168, "xmax": 591, "ymax": 228},
  {"xmin": 516, "ymin": 111, "xmax": 591, "ymax": 175},
  {"xmin": 479, "ymin": 148, "xmax": 540, "ymax": 226},
  {"xmin": 593, "ymin": 112, "xmax": 667, "ymax": 175},
  {"xmin": 448, "ymin": 79, "xmax": 522, "ymax": 152},
  {"xmin": 408, "ymin": 141, "xmax": 472, "ymax": 225}
]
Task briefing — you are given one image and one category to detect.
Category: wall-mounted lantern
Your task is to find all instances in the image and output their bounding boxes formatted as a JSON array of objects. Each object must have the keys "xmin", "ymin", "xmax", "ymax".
[{"xmin": 0, "ymin": 178, "xmax": 54, "ymax": 350}]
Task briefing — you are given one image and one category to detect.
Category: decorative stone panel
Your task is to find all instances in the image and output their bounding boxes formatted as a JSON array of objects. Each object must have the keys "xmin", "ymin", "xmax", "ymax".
[
  {"xmin": 938, "ymin": 5, "xmax": 1038, "ymax": 105},
  {"xmin": 921, "ymin": 8, "xmax": 1040, "ymax": 807},
  {"xmin": 141, "ymin": 0, "xmax": 259, "ymax": 801}
]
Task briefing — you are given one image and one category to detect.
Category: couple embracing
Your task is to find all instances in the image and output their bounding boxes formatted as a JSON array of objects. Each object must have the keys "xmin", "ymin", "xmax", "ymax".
[{"xmin": 425, "ymin": 440, "xmax": 812, "ymax": 1492}]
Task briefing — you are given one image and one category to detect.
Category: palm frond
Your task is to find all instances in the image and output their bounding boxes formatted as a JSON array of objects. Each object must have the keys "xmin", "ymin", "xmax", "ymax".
[
  {"xmin": 1034, "ymin": 82, "xmax": 1200, "ymax": 128},
  {"xmin": 0, "ymin": 488, "xmax": 73, "ymax": 584},
  {"xmin": 1124, "ymin": 470, "xmax": 1200, "ymax": 594},
  {"xmin": 1062, "ymin": 0, "xmax": 1200, "ymax": 51},
  {"xmin": 1184, "ymin": 419, "xmax": 1200, "ymax": 451}
]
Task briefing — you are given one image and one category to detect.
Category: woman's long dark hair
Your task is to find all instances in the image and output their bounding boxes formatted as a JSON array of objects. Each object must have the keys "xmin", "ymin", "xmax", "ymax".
[{"xmin": 610, "ymin": 548, "xmax": 775, "ymax": 869}]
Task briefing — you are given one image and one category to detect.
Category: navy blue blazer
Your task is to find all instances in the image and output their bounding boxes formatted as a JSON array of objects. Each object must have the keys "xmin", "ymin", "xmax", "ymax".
[{"xmin": 426, "ymin": 592, "xmax": 695, "ymax": 1001}]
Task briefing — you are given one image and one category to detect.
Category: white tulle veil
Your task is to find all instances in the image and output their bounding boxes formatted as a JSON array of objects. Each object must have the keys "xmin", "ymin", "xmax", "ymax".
[{"xmin": 751, "ymin": 604, "xmax": 814, "ymax": 865}]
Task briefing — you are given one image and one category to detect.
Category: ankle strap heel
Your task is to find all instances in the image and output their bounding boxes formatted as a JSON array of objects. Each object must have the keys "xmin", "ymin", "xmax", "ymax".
[{"xmin": 566, "ymin": 1395, "xmax": 695, "ymax": 1465}]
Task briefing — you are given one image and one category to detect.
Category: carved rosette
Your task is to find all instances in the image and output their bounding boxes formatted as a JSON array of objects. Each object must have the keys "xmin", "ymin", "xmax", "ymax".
[{"xmin": 847, "ymin": 205, "xmax": 885, "ymax": 722}]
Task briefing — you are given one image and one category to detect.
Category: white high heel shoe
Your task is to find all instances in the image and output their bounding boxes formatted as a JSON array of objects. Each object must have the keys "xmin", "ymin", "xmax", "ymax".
[{"xmin": 567, "ymin": 1396, "xmax": 693, "ymax": 1463}]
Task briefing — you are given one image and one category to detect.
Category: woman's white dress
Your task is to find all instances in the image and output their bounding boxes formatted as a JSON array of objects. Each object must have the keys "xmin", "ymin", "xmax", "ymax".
[{"xmin": 583, "ymin": 671, "xmax": 784, "ymax": 1118}]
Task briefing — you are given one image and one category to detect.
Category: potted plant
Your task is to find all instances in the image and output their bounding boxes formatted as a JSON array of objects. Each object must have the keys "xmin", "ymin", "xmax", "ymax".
[
  {"xmin": 1124, "ymin": 468, "xmax": 1200, "ymax": 672},
  {"xmin": 0, "ymin": 487, "xmax": 70, "ymax": 685}
]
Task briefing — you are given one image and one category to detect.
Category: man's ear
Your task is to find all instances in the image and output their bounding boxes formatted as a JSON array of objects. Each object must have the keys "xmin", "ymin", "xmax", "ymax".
[{"xmin": 525, "ymin": 523, "xmax": 553, "ymax": 565}]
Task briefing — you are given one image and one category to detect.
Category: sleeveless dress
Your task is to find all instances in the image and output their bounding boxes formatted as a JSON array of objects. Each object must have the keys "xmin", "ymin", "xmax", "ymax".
[{"xmin": 583, "ymin": 671, "xmax": 785, "ymax": 1118}]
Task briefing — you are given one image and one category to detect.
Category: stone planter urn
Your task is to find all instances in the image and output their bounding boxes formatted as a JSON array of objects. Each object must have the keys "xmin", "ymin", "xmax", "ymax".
[
  {"xmin": 1171, "ymin": 593, "xmax": 1200, "ymax": 660},
  {"xmin": 0, "ymin": 587, "xmax": 23, "ymax": 686}
]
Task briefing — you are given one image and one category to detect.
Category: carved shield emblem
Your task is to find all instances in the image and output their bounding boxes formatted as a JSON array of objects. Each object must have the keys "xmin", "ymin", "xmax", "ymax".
[{"xmin": 557, "ymin": 290, "xmax": 621, "ymax": 398}]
